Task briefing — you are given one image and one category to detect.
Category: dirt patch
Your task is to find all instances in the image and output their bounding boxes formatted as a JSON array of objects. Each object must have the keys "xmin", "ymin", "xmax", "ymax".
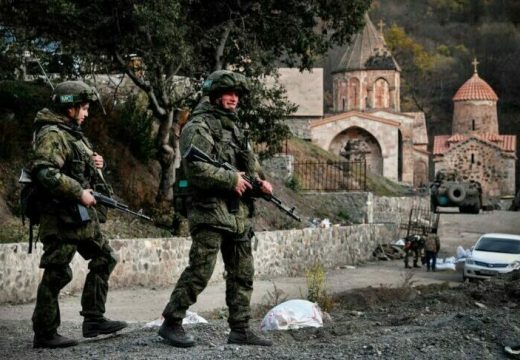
[{"xmin": 2, "ymin": 275, "xmax": 519, "ymax": 359}]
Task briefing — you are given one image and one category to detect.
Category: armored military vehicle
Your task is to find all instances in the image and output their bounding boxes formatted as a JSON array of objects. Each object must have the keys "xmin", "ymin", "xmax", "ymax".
[{"xmin": 430, "ymin": 170, "xmax": 482, "ymax": 214}]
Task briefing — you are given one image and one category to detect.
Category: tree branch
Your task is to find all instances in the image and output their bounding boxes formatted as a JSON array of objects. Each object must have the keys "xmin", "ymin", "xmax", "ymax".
[{"xmin": 215, "ymin": 20, "xmax": 233, "ymax": 71}]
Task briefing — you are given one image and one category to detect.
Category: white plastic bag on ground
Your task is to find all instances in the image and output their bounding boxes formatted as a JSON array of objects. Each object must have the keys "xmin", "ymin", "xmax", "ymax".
[
  {"xmin": 144, "ymin": 311, "xmax": 208, "ymax": 328},
  {"xmin": 260, "ymin": 299, "xmax": 323, "ymax": 331},
  {"xmin": 456, "ymin": 246, "xmax": 472, "ymax": 259},
  {"xmin": 435, "ymin": 262, "xmax": 456, "ymax": 271}
]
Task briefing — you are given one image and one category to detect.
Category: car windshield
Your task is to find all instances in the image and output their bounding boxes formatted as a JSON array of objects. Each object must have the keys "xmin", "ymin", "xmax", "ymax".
[{"xmin": 475, "ymin": 237, "xmax": 520, "ymax": 254}]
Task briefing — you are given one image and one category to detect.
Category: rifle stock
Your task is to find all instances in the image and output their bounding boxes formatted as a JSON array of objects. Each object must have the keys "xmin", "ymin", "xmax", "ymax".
[{"xmin": 183, "ymin": 145, "xmax": 301, "ymax": 222}]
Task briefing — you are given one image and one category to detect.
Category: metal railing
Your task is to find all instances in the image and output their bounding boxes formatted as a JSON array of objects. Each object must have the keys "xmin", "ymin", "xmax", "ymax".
[{"xmin": 292, "ymin": 160, "xmax": 366, "ymax": 191}]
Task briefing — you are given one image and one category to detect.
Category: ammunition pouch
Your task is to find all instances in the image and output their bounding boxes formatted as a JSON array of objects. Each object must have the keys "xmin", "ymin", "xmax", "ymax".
[
  {"xmin": 55, "ymin": 203, "xmax": 91, "ymax": 226},
  {"xmin": 173, "ymin": 167, "xmax": 193, "ymax": 218},
  {"xmin": 227, "ymin": 197, "xmax": 240, "ymax": 214}
]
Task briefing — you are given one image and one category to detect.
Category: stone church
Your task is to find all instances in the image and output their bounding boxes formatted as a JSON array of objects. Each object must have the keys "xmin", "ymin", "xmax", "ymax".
[
  {"xmin": 280, "ymin": 15, "xmax": 429, "ymax": 187},
  {"xmin": 433, "ymin": 61, "xmax": 517, "ymax": 200}
]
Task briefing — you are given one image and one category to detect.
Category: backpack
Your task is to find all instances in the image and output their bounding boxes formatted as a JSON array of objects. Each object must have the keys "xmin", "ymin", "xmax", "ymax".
[{"xmin": 19, "ymin": 168, "xmax": 41, "ymax": 253}]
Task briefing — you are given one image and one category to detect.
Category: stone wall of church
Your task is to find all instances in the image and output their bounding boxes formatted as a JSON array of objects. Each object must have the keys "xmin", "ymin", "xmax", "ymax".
[
  {"xmin": 312, "ymin": 116, "xmax": 399, "ymax": 181},
  {"xmin": 332, "ymin": 70, "xmax": 400, "ymax": 112},
  {"xmin": 437, "ymin": 140, "xmax": 515, "ymax": 199},
  {"xmin": 452, "ymin": 100, "xmax": 498, "ymax": 134},
  {"xmin": 413, "ymin": 151, "xmax": 429, "ymax": 187}
]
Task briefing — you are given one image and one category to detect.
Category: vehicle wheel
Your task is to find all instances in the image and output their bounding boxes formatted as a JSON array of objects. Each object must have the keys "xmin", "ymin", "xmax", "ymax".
[
  {"xmin": 448, "ymin": 184, "xmax": 466, "ymax": 203},
  {"xmin": 471, "ymin": 199, "xmax": 481, "ymax": 214},
  {"xmin": 471, "ymin": 204, "xmax": 480, "ymax": 214}
]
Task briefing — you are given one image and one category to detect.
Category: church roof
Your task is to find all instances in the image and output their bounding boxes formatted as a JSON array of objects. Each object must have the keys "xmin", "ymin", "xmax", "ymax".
[
  {"xmin": 452, "ymin": 72, "xmax": 498, "ymax": 101},
  {"xmin": 433, "ymin": 133, "xmax": 516, "ymax": 155},
  {"xmin": 333, "ymin": 14, "xmax": 400, "ymax": 73}
]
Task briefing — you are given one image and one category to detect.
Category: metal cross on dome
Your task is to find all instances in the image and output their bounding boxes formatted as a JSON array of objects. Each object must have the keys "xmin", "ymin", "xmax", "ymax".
[{"xmin": 472, "ymin": 58, "xmax": 479, "ymax": 73}]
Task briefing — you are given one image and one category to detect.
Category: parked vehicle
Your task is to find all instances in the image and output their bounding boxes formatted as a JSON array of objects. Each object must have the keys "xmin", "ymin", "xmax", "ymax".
[
  {"xmin": 430, "ymin": 170, "xmax": 482, "ymax": 214},
  {"xmin": 463, "ymin": 233, "xmax": 520, "ymax": 281}
]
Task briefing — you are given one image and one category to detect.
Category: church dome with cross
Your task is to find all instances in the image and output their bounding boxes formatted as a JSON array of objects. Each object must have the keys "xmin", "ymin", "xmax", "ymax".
[
  {"xmin": 452, "ymin": 58, "xmax": 499, "ymax": 135},
  {"xmin": 433, "ymin": 58, "xmax": 516, "ymax": 201}
]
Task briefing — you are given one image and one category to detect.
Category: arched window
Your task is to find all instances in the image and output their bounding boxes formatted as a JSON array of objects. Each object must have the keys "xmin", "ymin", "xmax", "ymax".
[
  {"xmin": 348, "ymin": 78, "xmax": 360, "ymax": 110},
  {"xmin": 374, "ymin": 78, "xmax": 390, "ymax": 108},
  {"xmin": 472, "ymin": 119, "xmax": 476, "ymax": 131}
]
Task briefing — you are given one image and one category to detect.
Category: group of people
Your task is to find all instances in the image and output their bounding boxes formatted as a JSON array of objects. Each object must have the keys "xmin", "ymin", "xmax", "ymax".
[
  {"xmin": 28, "ymin": 71, "xmax": 273, "ymax": 348},
  {"xmin": 403, "ymin": 229, "xmax": 441, "ymax": 272}
]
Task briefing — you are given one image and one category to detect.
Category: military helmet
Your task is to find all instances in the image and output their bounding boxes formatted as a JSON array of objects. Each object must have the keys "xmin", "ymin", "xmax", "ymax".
[
  {"xmin": 51, "ymin": 80, "xmax": 99, "ymax": 106},
  {"xmin": 202, "ymin": 70, "xmax": 249, "ymax": 98}
]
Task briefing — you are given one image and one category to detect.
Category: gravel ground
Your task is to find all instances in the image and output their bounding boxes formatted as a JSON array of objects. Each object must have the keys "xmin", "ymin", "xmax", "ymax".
[{"xmin": 1, "ymin": 276, "xmax": 519, "ymax": 360}]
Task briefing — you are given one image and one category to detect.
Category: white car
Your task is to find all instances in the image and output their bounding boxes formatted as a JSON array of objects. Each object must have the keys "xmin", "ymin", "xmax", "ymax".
[{"xmin": 463, "ymin": 233, "xmax": 520, "ymax": 280}]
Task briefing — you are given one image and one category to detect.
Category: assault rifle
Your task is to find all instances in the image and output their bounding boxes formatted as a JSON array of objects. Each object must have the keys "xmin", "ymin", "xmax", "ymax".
[
  {"xmin": 183, "ymin": 145, "xmax": 301, "ymax": 222},
  {"xmin": 78, "ymin": 192, "xmax": 172, "ymax": 231},
  {"xmin": 88, "ymin": 191, "xmax": 153, "ymax": 222}
]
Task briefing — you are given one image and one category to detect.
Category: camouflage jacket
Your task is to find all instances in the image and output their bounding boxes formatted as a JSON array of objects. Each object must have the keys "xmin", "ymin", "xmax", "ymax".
[
  {"xmin": 30, "ymin": 108, "xmax": 104, "ymax": 243},
  {"xmin": 424, "ymin": 234, "xmax": 440, "ymax": 252},
  {"xmin": 180, "ymin": 99, "xmax": 257, "ymax": 236}
]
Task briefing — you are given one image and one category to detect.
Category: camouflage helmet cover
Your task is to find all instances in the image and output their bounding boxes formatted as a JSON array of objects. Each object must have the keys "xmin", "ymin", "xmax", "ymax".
[
  {"xmin": 51, "ymin": 80, "xmax": 99, "ymax": 106},
  {"xmin": 202, "ymin": 70, "xmax": 249, "ymax": 97}
]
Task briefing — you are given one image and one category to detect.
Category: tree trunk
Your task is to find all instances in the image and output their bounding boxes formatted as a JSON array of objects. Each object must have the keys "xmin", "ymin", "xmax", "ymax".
[{"xmin": 156, "ymin": 108, "xmax": 177, "ymax": 202}]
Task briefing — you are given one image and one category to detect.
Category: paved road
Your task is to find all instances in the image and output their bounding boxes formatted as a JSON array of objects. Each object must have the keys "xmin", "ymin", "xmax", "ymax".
[{"xmin": 0, "ymin": 210, "xmax": 516, "ymax": 324}]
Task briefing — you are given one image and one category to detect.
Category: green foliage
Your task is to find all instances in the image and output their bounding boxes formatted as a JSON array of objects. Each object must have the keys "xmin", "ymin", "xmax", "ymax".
[
  {"xmin": 305, "ymin": 262, "xmax": 334, "ymax": 312},
  {"xmin": 0, "ymin": 80, "xmax": 50, "ymax": 159},
  {"xmin": 306, "ymin": 262, "xmax": 325, "ymax": 303},
  {"xmin": 337, "ymin": 209, "xmax": 350, "ymax": 221},
  {"xmin": 111, "ymin": 95, "xmax": 156, "ymax": 163},
  {"xmin": 286, "ymin": 177, "xmax": 302, "ymax": 192},
  {"xmin": 240, "ymin": 76, "xmax": 296, "ymax": 159}
]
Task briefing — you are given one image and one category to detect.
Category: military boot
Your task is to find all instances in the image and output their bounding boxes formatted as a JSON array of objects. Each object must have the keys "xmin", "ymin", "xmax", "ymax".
[
  {"xmin": 33, "ymin": 332, "xmax": 78, "ymax": 348},
  {"xmin": 82, "ymin": 317, "xmax": 128, "ymax": 338},
  {"xmin": 228, "ymin": 328, "xmax": 272, "ymax": 346},
  {"xmin": 158, "ymin": 322, "xmax": 195, "ymax": 348}
]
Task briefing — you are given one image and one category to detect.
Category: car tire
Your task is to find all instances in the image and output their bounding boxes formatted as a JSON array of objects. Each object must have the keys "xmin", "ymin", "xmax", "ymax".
[{"xmin": 448, "ymin": 184, "xmax": 466, "ymax": 204}]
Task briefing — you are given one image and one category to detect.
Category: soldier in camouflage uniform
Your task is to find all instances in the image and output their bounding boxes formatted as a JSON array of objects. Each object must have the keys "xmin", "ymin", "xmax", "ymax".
[
  {"xmin": 159, "ymin": 70, "xmax": 273, "ymax": 347},
  {"xmin": 30, "ymin": 81, "xmax": 127, "ymax": 348},
  {"xmin": 403, "ymin": 234, "xmax": 424, "ymax": 269}
]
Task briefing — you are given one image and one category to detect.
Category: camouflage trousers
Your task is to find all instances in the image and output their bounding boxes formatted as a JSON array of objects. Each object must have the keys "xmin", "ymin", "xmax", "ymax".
[
  {"xmin": 162, "ymin": 227, "xmax": 254, "ymax": 329},
  {"xmin": 404, "ymin": 248, "xmax": 421, "ymax": 267},
  {"xmin": 32, "ymin": 235, "xmax": 117, "ymax": 336}
]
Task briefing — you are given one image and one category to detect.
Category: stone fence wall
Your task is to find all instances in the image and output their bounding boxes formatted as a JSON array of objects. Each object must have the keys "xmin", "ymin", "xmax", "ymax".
[{"xmin": 0, "ymin": 223, "xmax": 396, "ymax": 305}]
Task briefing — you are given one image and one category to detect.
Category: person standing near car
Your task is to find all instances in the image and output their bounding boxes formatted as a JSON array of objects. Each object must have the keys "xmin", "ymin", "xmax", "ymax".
[
  {"xmin": 424, "ymin": 228, "xmax": 441, "ymax": 272},
  {"xmin": 158, "ymin": 70, "xmax": 273, "ymax": 348},
  {"xmin": 30, "ymin": 81, "xmax": 127, "ymax": 348}
]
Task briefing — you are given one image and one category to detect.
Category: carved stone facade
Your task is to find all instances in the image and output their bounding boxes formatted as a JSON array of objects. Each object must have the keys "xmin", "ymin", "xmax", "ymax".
[
  {"xmin": 310, "ymin": 15, "xmax": 428, "ymax": 186},
  {"xmin": 275, "ymin": 15, "xmax": 429, "ymax": 187}
]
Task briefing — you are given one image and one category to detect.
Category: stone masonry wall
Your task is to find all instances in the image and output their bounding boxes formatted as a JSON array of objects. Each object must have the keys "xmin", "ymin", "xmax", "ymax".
[{"xmin": 0, "ymin": 224, "xmax": 396, "ymax": 305}]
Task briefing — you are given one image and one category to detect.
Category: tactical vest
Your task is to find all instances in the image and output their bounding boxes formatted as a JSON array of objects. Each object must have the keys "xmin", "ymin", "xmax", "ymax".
[{"xmin": 35, "ymin": 124, "xmax": 100, "ymax": 190}]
